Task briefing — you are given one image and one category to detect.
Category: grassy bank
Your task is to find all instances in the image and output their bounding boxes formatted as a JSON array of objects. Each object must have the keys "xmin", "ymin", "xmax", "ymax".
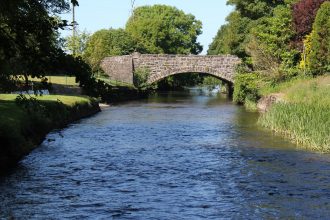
[
  {"xmin": 258, "ymin": 75, "xmax": 330, "ymax": 151},
  {"xmin": 0, "ymin": 94, "xmax": 100, "ymax": 171},
  {"xmin": 29, "ymin": 76, "xmax": 78, "ymax": 86}
]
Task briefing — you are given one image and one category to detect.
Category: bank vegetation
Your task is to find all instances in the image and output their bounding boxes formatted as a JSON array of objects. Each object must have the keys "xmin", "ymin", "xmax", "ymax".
[
  {"xmin": 0, "ymin": 94, "xmax": 100, "ymax": 171},
  {"xmin": 209, "ymin": 0, "xmax": 330, "ymax": 151}
]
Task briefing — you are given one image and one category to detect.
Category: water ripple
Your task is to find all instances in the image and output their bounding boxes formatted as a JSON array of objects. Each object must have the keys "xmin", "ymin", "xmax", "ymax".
[{"xmin": 1, "ymin": 92, "xmax": 330, "ymax": 219}]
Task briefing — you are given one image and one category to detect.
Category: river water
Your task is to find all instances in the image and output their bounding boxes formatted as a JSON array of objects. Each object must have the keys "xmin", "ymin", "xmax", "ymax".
[{"xmin": 1, "ymin": 90, "xmax": 330, "ymax": 219}]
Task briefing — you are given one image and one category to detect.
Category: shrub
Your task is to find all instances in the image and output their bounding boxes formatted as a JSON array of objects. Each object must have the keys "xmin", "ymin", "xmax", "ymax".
[
  {"xmin": 133, "ymin": 68, "xmax": 157, "ymax": 90},
  {"xmin": 233, "ymin": 72, "xmax": 260, "ymax": 104}
]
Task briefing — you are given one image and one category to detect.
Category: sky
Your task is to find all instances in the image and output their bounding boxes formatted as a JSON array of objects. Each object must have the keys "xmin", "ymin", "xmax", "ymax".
[{"xmin": 60, "ymin": 0, "xmax": 233, "ymax": 54}]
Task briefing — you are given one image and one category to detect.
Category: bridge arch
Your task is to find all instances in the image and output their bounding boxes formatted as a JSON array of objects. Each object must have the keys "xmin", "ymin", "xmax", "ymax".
[{"xmin": 146, "ymin": 66, "xmax": 233, "ymax": 85}]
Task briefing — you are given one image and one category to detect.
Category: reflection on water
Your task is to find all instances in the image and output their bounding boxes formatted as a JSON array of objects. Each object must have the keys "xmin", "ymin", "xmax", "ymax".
[{"xmin": 1, "ymin": 89, "xmax": 330, "ymax": 219}]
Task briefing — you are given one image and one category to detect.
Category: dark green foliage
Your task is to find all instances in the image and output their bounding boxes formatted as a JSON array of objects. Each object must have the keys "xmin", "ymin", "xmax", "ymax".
[
  {"xmin": 247, "ymin": 5, "xmax": 300, "ymax": 78},
  {"xmin": 208, "ymin": 0, "xmax": 293, "ymax": 60},
  {"xmin": 209, "ymin": 0, "xmax": 304, "ymax": 78},
  {"xmin": 308, "ymin": 1, "xmax": 330, "ymax": 74},
  {"xmin": 0, "ymin": 0, "xmax": 81, "ymax": 91},
  {"xmin": 200, "ymin": 76, "xmax": 223, "ymax": 86},
  {"xmin": 227, "ymin": 0, "xmax": 286, "ymax": 19},
  {"xmin": 233, "ymin": 72, "xmax": 259, "ymax": 104},
  {"xmin": 0, "ymin": 1, "xmax": 69, "ymax": 75},
  {"xmin": 156, "ymin": 73, "xmax": 204, "ymax": 91},
  {"xmin": 126, "ymin": 5, "xmax": 203, "ymax": 55}
]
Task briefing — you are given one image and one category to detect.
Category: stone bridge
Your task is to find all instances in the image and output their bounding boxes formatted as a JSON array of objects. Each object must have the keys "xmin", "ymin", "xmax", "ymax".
[{"xmin": 101, "ymin": 52, "xmax": 241, "ymax": 85}]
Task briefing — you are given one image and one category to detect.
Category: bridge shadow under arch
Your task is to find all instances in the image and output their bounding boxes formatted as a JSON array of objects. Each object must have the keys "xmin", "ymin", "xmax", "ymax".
[
  {"xmin": 147, "ymin": 69, "xmax": 234, "ymax": 85},
  {"xmin": 146, "ymin": 69, "xmax": 234, "ymax": 96}
]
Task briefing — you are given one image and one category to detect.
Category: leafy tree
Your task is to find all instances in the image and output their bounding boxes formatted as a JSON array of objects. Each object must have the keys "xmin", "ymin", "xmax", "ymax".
[
  {"xmin": 83, "ymin": 28, "xmax": 135, "ymax": 71},
  {"xmin": 307, "ymin": 1, "xmax": 330, "ymax": 74},
  {"xmin": 246, "ymin": 5, "xmax": 299, "ymax": 78},
  {"xmin": 208, "ymin": 0, "xmax": 295, "ymax": 60},
  {"xmin": 0, "ymin": 0, "xmax": 76, "ymax": 89},
  {"xmin": 227, "ymin": 0, "xmax": 286, "ymax": 20},
  {"xmin": 125, "ymin": 5, "xmax": 203, "ymax": 90},
  {"xmin": 292, "ymin": 0, "xmax": 326, "ymax": 46},
  {"xmin": 208, "ymin": 11, "xmax": 251, "ymax": 58},
  {"xmin": 126, "ymin": 5, "xmax": 203, "ymax": 54},
  {"xmin": 64, "ymin": 29, "xmax": 90, "ymax": 57}
]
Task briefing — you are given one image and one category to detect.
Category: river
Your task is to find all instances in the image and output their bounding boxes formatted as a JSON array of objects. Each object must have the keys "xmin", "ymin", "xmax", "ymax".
[{"xmin": 1, "ymin": 90, "xmax": 330, "ymax": 219}]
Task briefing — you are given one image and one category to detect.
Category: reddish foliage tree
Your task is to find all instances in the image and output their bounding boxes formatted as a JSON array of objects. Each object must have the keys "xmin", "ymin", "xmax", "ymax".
[{"xmin": 292, "ymin": 0, "xmax": 327, "ymax": 49}]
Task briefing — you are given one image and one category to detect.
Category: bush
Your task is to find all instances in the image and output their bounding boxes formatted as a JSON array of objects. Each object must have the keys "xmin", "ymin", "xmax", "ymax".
[
  {"xmin": 233, "ymin": 72, "xmax": 260, "ymax": 104},
  {"xmin": 133, "ymin": 68, "xmax": 150, "ymax": 89},
  {"xmin": 133, "ymin": 68, "xmax": 157, "ymax": 91}
]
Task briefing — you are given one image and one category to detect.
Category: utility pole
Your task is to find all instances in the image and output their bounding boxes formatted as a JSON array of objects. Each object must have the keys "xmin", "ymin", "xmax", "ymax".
[
  {"xmin": 131, "ymin": 0, "xmax": 137, "ymax": 52},
  {"xmin": 72, "ymin": 2, "xmax": 76, "ymax": 56},
  {"xmin": 131, "ymin": 0, "xmax": 136, "ymax": 17}
]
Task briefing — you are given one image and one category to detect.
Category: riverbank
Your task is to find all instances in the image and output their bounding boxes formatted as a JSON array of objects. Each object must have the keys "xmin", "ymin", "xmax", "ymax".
[
  {"xmin": 4, "ymin": 90, "xmax": 329, "ymax": 219},
  {"xmin": 257, "ymin": 75, "xmax": 330, "ymax": 151},
  {"xmin": 0, "ymin": 94, "xmax": 100, "ymax": 172}
]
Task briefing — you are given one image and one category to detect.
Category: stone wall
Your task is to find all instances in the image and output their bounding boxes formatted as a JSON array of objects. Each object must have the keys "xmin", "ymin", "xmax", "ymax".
[
  {"xmin": 101, "ymin": 53, "xmax": 241, "ymax": 85},
  {"xmin": 100, "ymin": 55, "xmax": 133, "ymax": 84}
]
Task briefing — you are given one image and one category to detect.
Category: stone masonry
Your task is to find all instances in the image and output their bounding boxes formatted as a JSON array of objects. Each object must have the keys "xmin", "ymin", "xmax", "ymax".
[{"xmin": 101, "ymin": 52, "xmax": 241, "ymax": 85}]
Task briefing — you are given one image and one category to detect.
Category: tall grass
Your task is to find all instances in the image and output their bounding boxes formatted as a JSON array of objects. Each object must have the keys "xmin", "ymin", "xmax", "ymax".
[
  {"xmin": 258, "ymin": 75, "xmax": 312, "ymax": 96},
  {"xmin": 259, "ymin": 75, "xmax": 330, "ymax": 151}
]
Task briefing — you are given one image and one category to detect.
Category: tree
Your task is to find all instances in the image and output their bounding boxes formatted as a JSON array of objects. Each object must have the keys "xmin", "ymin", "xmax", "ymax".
[
  {"xmin": 126, "ymin": 5, "xmax": 203, "ymax": 54},
  {"xmin": 246, "ymin": 5, "xmax": 299, "ymax": 78},
  {"xmin": 0, "ymin": 0, "xmax": 76, "ymax": 89},
  {"xmin": 292, "ymin": 0, "xmax": 326, "ymax": 45},
  {"xmin": 83, "ymin": 28, "xmax": 135, "ymax": 71},
  {"xmin": 208, "ymin": 0, "xmax": 296, "ymax": 60},
  {"xmin": 227, "ymin": 0, "xmax": 286, "ymax": 20},
  {"xmin": 307, "ymin": 1, "xmax": 330, "ymax": 74},
  {"xmin": 208, "ymin": 11, "xmax": 251, "ymax": 58},
  {"xmin": 64, "ymin": 29, "xmax": 90, "ymax": 57}
]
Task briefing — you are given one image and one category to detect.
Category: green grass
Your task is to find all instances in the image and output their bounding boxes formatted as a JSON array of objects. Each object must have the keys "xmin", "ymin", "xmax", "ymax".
[
  {"xmin": 29, "ymin": 76, "xmax": 78, "ymax": 86},
  {"xmin": 259, "ymin": 75, "xmax": 330, "ymax": 151},
  {"xmin": 0, "ymin": 94, "xmax": 93, "ymax": 143},
  {"xmin": 96, "ymin": 75, "xmax": 135, "ymax": 88},
  {"xmin": 0, "ymin": 94, "xmax": 90, "ymax": 106},
  {"xmin": 244, "ymin": 98, "xmax": 258, "ymax": 112},
  {"xmin": 258, "ymin": 75, "xmax": 313, "ymax": 97},
  {"xmin": 0, "ymin": 94, "xmax": 99, "ymax": 169}
]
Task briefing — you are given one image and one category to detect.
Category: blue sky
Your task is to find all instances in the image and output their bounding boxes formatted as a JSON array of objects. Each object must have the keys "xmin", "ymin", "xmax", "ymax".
[{"xmin": 60, "ymin": 0, "xmax": 233, "ymax": 54}]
